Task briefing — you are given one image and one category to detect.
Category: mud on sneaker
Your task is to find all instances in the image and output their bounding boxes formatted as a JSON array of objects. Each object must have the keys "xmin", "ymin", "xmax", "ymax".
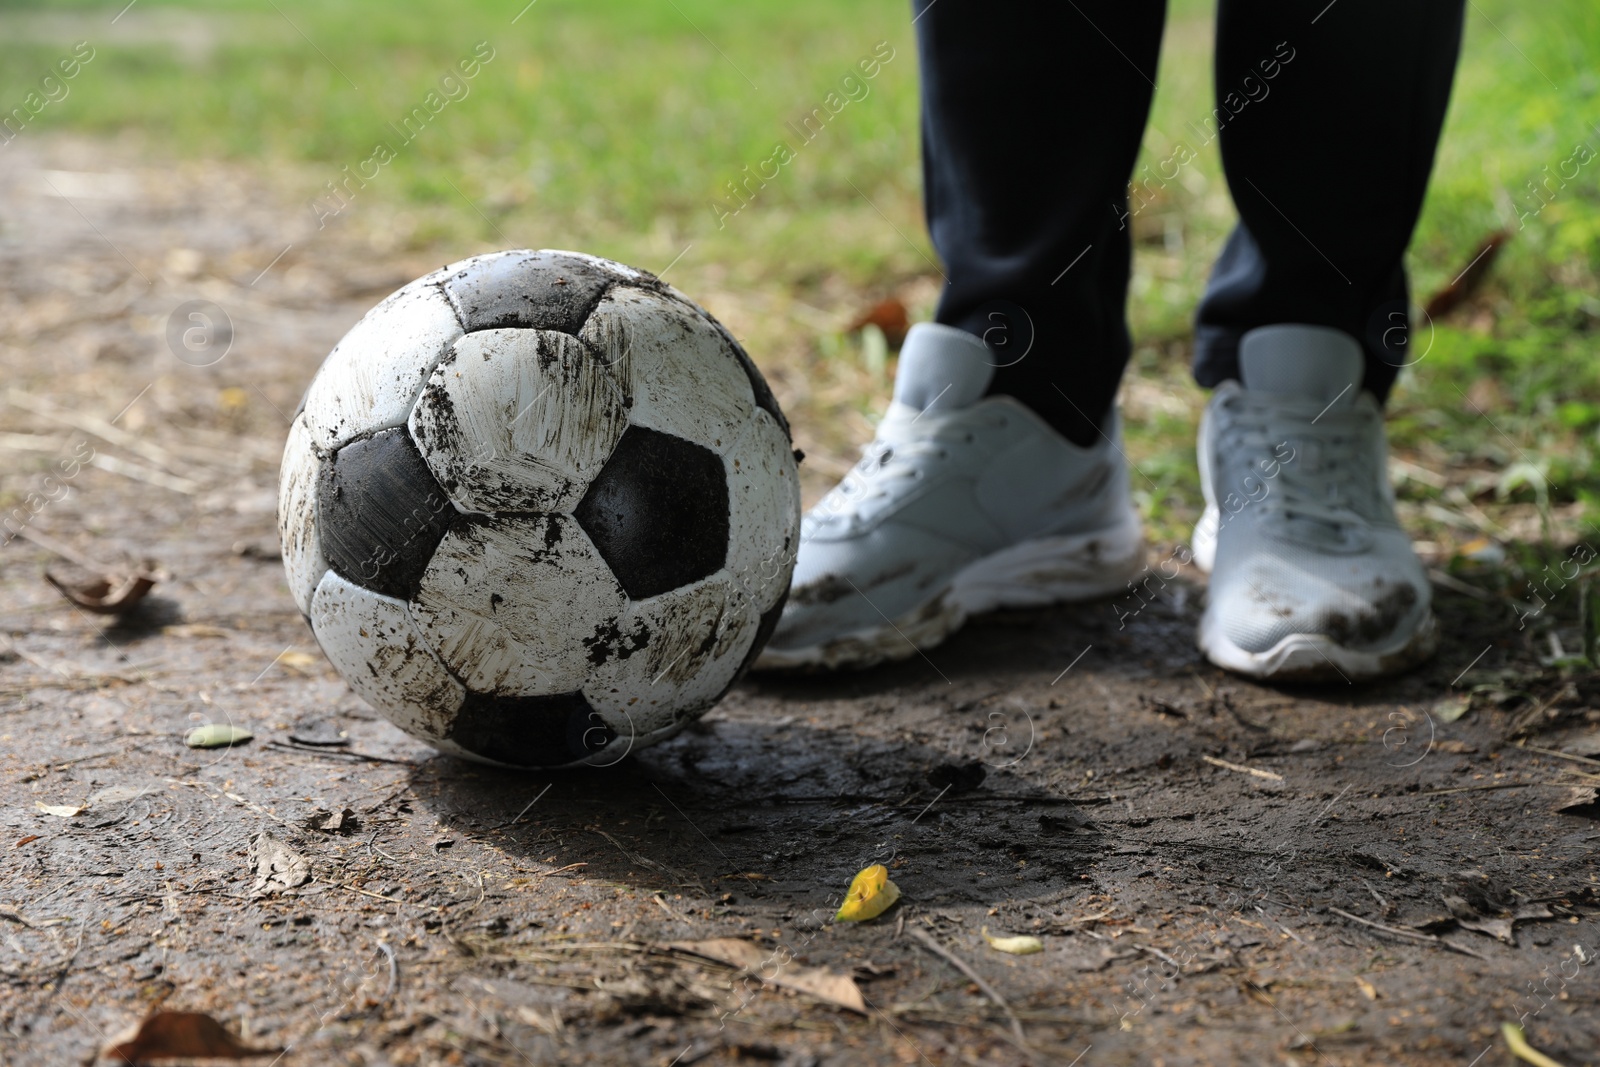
[
  {"xmin": 756, "ymin": 322, "xmax": 1147, "ymax": 670},
  {"xmin": 1194, "ymin": 324, "xmax": 1437, "ymax": 681}
]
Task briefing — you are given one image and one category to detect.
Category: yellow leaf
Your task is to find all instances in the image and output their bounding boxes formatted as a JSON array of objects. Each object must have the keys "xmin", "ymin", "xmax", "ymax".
[
  {"xmin": 1502, "ymin": 1022, "xmax": 1568, "ymax": 1067},
  {"xmin": 835, "ymin": 864, "xmax": 900, "ymax": 922},
  {"xmin": 982, "ymin": 926, "xmax": 1043, "ymax": 954},
  {"xmin": 36, "ymin": 802, "xmax": 85, "ymax": 818}
]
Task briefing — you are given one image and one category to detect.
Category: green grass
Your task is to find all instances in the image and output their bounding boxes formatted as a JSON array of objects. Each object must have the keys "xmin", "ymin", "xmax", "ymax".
[
  {"xmin": 2, "ymin": 0, "xmax": 1597, "ymax": 553},
  {"xmin": 0, "ymin": 0, "xmax": 922, "ymax": 272}
]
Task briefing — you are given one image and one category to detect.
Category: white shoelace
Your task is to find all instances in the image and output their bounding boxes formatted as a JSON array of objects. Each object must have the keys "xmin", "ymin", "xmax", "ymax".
[{"xmin": 1215, "ymin": 391, "xmax": 1386, "ymax": 531}]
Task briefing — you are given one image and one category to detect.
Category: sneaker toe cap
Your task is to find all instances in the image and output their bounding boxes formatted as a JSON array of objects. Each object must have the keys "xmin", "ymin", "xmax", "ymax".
[
  {"xmin": 766, "ymin": 526, "xmax": 974, "ymax": 653},
  {"xmin": 1213, "ymin": 553, "xmax": 1432, "ymax": 656}
]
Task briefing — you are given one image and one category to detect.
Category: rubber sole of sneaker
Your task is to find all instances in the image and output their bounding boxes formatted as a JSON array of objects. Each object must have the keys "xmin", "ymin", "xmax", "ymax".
[
  {"xmin": 1197, "ymin": 607, "xmax": 1439, "ymax": 682},
  {"xmin": 753, "ymin": 510, "xmax": 1147, "ymax": 671}
]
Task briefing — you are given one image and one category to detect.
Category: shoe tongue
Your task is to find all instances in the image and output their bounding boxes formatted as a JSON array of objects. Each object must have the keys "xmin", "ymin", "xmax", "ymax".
[
  {"xmin": 891, "ymin": 323, "xmax": 995, "ymax": 413},
  {"xmin": 1238, "ymin": 325, "xmax": 1363, "ymax": 407}
]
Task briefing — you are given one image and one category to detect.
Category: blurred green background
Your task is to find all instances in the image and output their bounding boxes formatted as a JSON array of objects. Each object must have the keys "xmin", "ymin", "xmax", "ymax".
[{"xmin": 2, "ymin": 0, "xmax": 1596, "ymax": 560}]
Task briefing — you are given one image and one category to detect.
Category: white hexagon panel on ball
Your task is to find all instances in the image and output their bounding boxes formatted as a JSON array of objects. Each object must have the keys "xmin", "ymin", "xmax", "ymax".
[
  {"xmin": 582, "ymin": 569, "xmax": 761, "ymax": 740},
  {"xmin": 411, "ymin": 514, "xmax": 626, "ymax": 697},
  {"xmin": 277, "ymin": 414, "xmax": 329, "ymax": 616},
  {"xmin": 408, "ymin": 328, "xmax": 631, "ymax": 515},
  {"xmin": 297, "ymin": 281, "xmax": 464, "ymax": 451},
  {"xmin": 308, "ymin": 570, "xmax": 465, "ymax": 745},
  {"xmin": 722, "ymin": 408, "xmax": 801, "ymax": 614},
  {"xmin": 582, "ymin": 286, "xmax": 755, "ymax": 454}
]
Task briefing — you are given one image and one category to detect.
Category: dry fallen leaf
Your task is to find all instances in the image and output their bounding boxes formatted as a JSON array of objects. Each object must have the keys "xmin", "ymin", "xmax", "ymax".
[
  {"xmin": 305, "ymin": 807, "xmax": 358, "ymax": 834},
  {"xmin": 1554, "ymin": 787, "xmax": 1600, "ymax": 820},
  {"xmin": 35, "ymin": 802, "xmax": 85, "ymax": 818},
  {"xmin": 982, "ymin": 926, "xmax": 1044, "ymax": 955},
  {"xmin": 1423, "ymin": 231, "xmax": 1508, "ymax": 320},
  {"xmin": 104, "ymin": 1009, "xmax": 281, "ymax": 1063},
  {"xmin": 277, "ymin": 650, "xmax": 320, "ymax": 673},
  {"xmin": 248, "ymin": 831, "xmax": 310, "ymax": 897},
  {"xmin": 670, "ymin": 938, "xmax": 866, "ymax": 1014},
  {"xmin": 1353, "ymin": 975, "xmax": 1379, "ymax": 1000},
  {"xmin": 835, "ymin": 864, "xmax": 900, "ymax": 923},
  {"xmin": 185, "ymin": 724, "xmax": 254, "ymax": 749},
  {"xmin": 845, "ymin": 297, "xmax": 910, "ymax": 348},
  {"xmin": 44, "ymin": 565, "xmax": 159, "ymax": 616}
]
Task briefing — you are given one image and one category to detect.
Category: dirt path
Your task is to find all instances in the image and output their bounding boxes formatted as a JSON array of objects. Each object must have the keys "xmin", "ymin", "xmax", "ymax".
[{"xmin": 1, "ymin": 136, "xmax": 1597, "ymax": 1067}]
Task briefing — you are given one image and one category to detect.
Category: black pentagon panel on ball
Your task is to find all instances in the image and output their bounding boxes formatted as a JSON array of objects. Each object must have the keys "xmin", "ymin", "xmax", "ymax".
[
  {"xmin": 448, "ymin": 690, "xmax": 615, "ymax": 767},
  {"xmin": 437, "ymin": 250, "xmax": 621, "ymax": 336},
  {"xmin": 574, "ymin": 425, "xmax": 729, "ymax": 600},
  {"xmin": 316, "ymin": 427, "xmax": 455, "ymax": 601}
]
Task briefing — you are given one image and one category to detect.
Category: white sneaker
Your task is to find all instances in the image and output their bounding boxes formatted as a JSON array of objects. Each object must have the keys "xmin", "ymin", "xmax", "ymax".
[
  {"xmin": 756, "ymin": 322, "xmax": 1146, "ymax": 670},
  {"xmin": 1194, "ymin": 324, "xmax": 1436, "ymax": 681}
]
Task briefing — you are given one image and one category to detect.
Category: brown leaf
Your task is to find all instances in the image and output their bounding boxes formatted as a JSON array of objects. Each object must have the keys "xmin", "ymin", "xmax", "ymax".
[
  {"xmin": 248, "ymin": 831, "xmax": 310, "ymax": 897},
  {"xmin": 104, "ymin": 1010, "xmax": 280, "ymax": 1063},
  {"xmin": 1457, "ymin": 916, "xmax": 1515, "ymax": 943},
  {"xmin": 1555, "ymin": 787, "xmax": 1600, "ymax": 820},
  {"xmin": 1422, "ymin": 231, "xmax": 1508, "ymax": 320},
  {"xmin": 45, "ymin": 565, "xmax": 159, "ymax": 615},
  {"xmin": 845, "ymin": 297, "xmax": 910, "ymax": 348},
  {"xmin": 305, "ymin": 807, "xmax": 358, "ymax": 834},
  {"xmin": 670, "ymin": 938, "xmax": 866, "ymax": 1014}
]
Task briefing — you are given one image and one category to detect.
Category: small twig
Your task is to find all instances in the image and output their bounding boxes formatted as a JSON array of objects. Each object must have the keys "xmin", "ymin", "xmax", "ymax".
[
  {"xmin": 1516, "ymin": 743, "xmax": 1600, "ymax": 769},
  {"xmin": 1417, "ymin": 782, "xmax": 1570, "ymax": 796},
  {"xmin": 1063, "ymin": 910, "xmax": 1114, "ymax": 926},
  {"xmin": 266, "ymin": 740, "xmax": 416, "ymax": 766},
  {"xmin": 324, "ymin": 879, "xmax": 437, "ymax": 911},
  {"xmin": 52, "ymin": 747, "xmax": 130, "ymax": 770},
  {"xmin": 6, "ymin": 386, "xmax": 198, "ymax": 480},
  {"xmin": 90, "ymin": 451, "xmax": 203, "ymax": 494},
  {"xmin": 1427, "ymin": 568, "xmax": 1500, "ymax": 603},
  {"xmin": 1327, "ymin": 907, "xmax": 1488, "ymax": 960},
  {"xmin": 907, "ymin": 927, "xmax": 1027, "ymax": 1049},
  {"xmin": 653, "ymin": 894, "xmax": 688, "ymax": 923},
  {"xmin": 592, "ymin": 830, "xmax": 697, "ymax": 888},
  {"xmin": 1201, "ymin": 755, "xmax": 1284, "ymax": 782}
]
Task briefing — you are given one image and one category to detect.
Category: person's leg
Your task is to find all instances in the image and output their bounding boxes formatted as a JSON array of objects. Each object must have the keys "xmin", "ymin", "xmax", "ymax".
[
  {"xmin": 915, "ymin": 0, "xmax": 1167, "ymax": 447},
  {"xmin": 759, "ymin": 2, "xmax": 1168, "ymax": 670},
  {"xmin": 1190, "ymin": 0, "xmax": 1465, "ymax": 681},
  {"xmin": 1196, "ymin": 0, "xmax": 1465, "ymax": 393}
]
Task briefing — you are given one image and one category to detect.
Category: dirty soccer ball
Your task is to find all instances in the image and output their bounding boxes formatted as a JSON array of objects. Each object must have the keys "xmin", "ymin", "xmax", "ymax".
[{"xmin": 277, "ymin": 250, "xmax": 800, "ymax": 767}]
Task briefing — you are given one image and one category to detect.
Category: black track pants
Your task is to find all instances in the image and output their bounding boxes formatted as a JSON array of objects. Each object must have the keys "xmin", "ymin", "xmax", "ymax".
[{"xmin": 911, "ymin": 0, "xmax": 1465, "ymax": 446}]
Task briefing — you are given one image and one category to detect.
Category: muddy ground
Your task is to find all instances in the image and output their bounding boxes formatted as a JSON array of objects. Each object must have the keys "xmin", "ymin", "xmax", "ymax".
[{"xmin": 2, "ymin": 137, "xmax": 1599, "ymax": 1067}]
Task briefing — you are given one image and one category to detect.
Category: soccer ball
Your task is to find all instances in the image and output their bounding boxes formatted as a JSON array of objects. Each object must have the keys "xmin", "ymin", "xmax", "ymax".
[{"xmin": 277, "ymin": 249, "xmax": 800, "ymax": 768}]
